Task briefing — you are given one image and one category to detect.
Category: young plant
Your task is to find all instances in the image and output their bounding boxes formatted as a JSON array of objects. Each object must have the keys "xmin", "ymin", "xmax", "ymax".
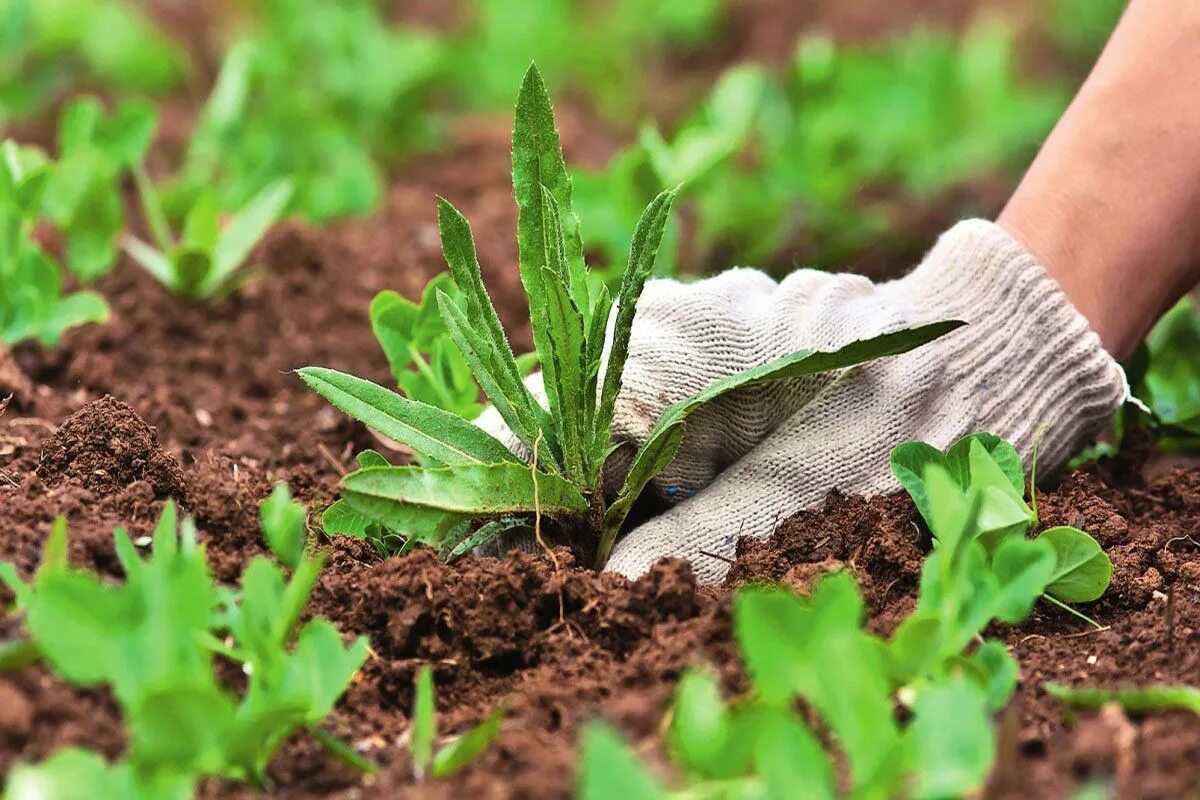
[
  {"xmin": 41, "ymin": 96, "xmax": 156, "ymax": 280},
  {"xmin": 407, "ymin": 665, "xmax": 506, "ymax": 780},
  {"xmin": 124, "ymin": 166, "xmax": 293, "ymax": 299},
  {"xmin": 299, "ymin": 64, "xmax": 960, "ymax": 566},
  {"xmin": 890, "ymin": 433, "xmax": 1113, "ymax": 624},
  {"xmin": 0, "ymin": 140, "xmax": 109, "ymax": 347},
  {"xmin": 0, "ymin": 487, "xmax": 370, "ymax": 796},
  {"xmin": 579, "ymin": 438, "xmax": 1118, "ymax": 797}
]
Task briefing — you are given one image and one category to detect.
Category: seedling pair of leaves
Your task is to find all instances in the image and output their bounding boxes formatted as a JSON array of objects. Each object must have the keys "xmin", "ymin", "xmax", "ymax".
[
  {"xmin": 0, "ymin": 140, "xmax": 109, "ymax": 347},
  {"xmin": 582, "ymin": 572, "xmax": 1003, "ymax": 799},
  {"xmin": 0, "ymin": 486, "xmax": 369, "ymax": 798},
  {"xmin": 124, "ymin": 160, "xmax": 293, "ymax": 299},
  {"xmin": 300, "ymin": 64, "xmax": 960, "ymax": 567}
]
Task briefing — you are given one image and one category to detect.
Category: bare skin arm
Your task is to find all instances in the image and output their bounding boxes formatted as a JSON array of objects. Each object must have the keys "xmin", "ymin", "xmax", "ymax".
[{"xmin": 999, "ymin": 0, "xmax": 1200, "ymax": 361}]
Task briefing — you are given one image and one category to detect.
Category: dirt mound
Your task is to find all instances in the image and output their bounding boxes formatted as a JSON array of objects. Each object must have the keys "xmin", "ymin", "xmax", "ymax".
[{"xmin": 35, "ymin": 396, "xmax": 187, "ymax": 502}]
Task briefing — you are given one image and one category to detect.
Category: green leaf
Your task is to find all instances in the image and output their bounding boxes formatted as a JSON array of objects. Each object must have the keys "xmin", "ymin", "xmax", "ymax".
[
  {"xmin": 989, "ymin": 536, "xmax": 1055, "ymax": 623},
  {"xmin": 669, "ymin": 668, "xmax": 731, "ymax": 777},
  {"xmin": 412, "ymin": 666, "xmax": 436, "ymax": 779},
  {"xmin": 435, "ymin": 199, "xmax": 544, "ymax": 455},
  {"xmin": 734, "ymin": 575, "xmax": 899, "ymax": 788},
  {"xmin": 260, "ymin": 483, "xmax": 306, "ymax": 570},
  {"xmin": 445, "ymin": 517, "xmax": 530, "ymax": 561},
  {"xmin": 579, "ymin": 722, "xmax": 665, "ymax": 800},
  {"xmin": 207, "ymin": 178, "xmax": 293, "ymax": 294},
  {"xmin": 512, "ymin": 64, "xmax": 588, "ymax": 322},
  {"xmin": 959, "ymin": 640, "xmax": 1019, "ymax": 711},
  {"xmin": 321, "ymin": 499, "xmax": 376, "ymax": 540},
  {"xmin": 890, "ymin": 432, "xmax": 1024, "ymax": 531},
  {"xmin": 1045, "ymin": 683, "xmax": 1200, "ymax": 714},
  {"xmin": 297, "ymin": 367, "xmax": 519, "ymax": 467},
  {"xmin": 601, "ymin": 321, "xmax": 963, "ymax": 563},
  {"xmin": 340, "ymin": 463, "xmax": 588, "ymax": 518},
  {"xmin": 906, "ymin": 678, "xmax": 995, "ymax": 799},
  {"xmin": 754, "ymin": 712, "xmax": 836, "ymax": 800},
  {"xmin": 431, "ymin": 702, "xmax": 507, "ymax": 777},
  {"xmin": 1038, "ymin": 526, "xmax": 1112, "ymax": 603},
  {"xmin": 594, "ymin": 188, "xmax": 676, "ymax": 451}
]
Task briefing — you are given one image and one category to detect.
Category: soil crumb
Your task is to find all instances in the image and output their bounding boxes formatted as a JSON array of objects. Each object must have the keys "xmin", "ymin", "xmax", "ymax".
[{"xmin": 35, "ymin": 396, "xmax": 187, "ymax": 502}]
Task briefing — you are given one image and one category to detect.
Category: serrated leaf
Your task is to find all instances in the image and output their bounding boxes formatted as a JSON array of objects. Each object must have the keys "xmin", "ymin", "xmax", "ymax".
[{"xmin": 297, "ymin": 367, "xmax": 519, "ymax": 467}]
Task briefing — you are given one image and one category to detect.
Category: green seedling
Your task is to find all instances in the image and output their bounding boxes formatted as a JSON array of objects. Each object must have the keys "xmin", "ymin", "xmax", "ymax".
[
  {"xmin": 299, "ymin": 64, "xmax": 961, "ymax": 566},
  {"xmin": 0, "ymin": 488, "xmax": 370, "ymax": 797},
  {"xmin": 408, "ymin": 665, "xmax": 506, "ymax": 780},
  {"xmin": 0, "ymin": 0, "xmax": 188, "ymax": 126},
  {"xmin": 171, "ymin": 2, "xmax": 443, "ymax": 223},
  {"xmin": 891, "ymin": 433, "xmax": 1112, "ymax": 623},
  {"xmin": 40, "ymin": 96, "xmax": 156, "ymax": 280},
  {"xmin": 582, "ymin": 570, "xmax": 1017, "ymax": 798},
  {"xmin": 374, "ymin": 274, "xmax": 499, "ymax": 422},
  {"xmin": 124, "ymin": 164, "xmax": 293, "ymax": 299},
  {"xmin": 0, "ymin": 140, "xmax": 109, "ymax": 347}
]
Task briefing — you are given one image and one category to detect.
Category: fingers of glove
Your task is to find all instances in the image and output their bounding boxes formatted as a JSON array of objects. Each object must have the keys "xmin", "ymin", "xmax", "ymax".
[{"xmin": 607, "ymin": 358, "xmax": 958, "ymax": 583}]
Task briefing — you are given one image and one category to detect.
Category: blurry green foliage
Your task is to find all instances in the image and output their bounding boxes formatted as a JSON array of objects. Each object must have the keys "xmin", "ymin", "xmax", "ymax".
[
  {"xmin": 1048, "ymin": 0, "xmax": 1126, "ymax": 62},
  {"xmin": 454, "ymin": 0, "xmax": 725, "ymax": 120},
  {"xmin": 0, "ymin": 0, "xmax": 188, "ymax": 125},
  {"xmin": 1, "ymin": 140, "xmax": 109, "ymax": 347},
  {"xmin": 169, "ymin": 2, "xmax": 444, "ymax": 222},
  {"xmin": 578, "ymin": 22, "xmax": 1067, "ymax": 275}
]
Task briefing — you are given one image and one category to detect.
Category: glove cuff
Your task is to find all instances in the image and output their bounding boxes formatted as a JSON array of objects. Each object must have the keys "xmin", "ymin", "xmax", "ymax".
[{"xmin": 891, "ymin": 219, "xmax": 1127, "ymax": 475}]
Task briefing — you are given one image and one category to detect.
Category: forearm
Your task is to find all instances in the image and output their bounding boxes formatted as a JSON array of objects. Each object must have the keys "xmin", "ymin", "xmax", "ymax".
[{"xmin": 999, "ymin": 0, "xmax": 1200, "ymax": 361}]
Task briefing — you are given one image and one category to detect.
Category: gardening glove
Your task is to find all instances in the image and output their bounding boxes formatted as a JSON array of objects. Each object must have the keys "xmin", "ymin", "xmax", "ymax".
[{"xmin": 477, "ymin": 220, "xmax": 1128, "ymax": 583}]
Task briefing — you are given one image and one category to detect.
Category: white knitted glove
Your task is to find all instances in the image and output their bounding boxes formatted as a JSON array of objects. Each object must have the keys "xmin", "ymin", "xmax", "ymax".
[{"xmin": 480, "ymin": 220, "xmax": 1127, "ymax": 583}]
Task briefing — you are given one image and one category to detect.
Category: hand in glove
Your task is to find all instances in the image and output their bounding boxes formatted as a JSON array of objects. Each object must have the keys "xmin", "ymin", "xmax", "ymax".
[{"xmin": 478, "ymin": 220, "xmax": 1127, "ymax": 583}]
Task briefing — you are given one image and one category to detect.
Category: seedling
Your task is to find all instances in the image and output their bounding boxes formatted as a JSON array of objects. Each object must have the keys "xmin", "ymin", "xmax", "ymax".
[
  {"xmin": 124, "ymin": 163, "xmax": 293, "ymax": 299},
  {"xmin": 407, "ymin": 665, "xmax": 506, "ymax": 780},
  {"xmin": 0, "ymin": 488, "xmax": 370, "ymax": 796},
  {"xmin": 890, "ymin": 433, "xmax": 1113, "ymax": 624},
  {"xmin": 580, "ymin": 437, "xmax": 1118, "ymax": 797},
  {"xmin": 0, "ymin": 140, "xmax": 109, "ymax": 347},
  {"xmin": 300, "ymin": 64, "xmax": 960, "ymax": 566},
  {"xmin": 372, "ymin": 274, "xmax": 540, "ymax": 422},
  {"xmin": 41, "ymin": 96, "xmax": 156, "ymax": 280}
]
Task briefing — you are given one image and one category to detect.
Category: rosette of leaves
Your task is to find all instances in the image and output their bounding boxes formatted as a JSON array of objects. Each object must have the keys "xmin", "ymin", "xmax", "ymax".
[{"xmin": 300, "ymin": 64, "xmax": 960, "ymax": 567}]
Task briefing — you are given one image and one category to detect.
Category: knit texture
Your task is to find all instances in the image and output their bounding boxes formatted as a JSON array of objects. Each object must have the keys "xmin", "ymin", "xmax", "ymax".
[{"xmin": 479, "ymin": 220, "xmax": 1126, "ymax": 581}]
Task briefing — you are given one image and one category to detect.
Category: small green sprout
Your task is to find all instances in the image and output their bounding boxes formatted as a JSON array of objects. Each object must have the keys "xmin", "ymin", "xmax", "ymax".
[
  {"xmin": 0, "ymin": 488, "xmax": 370, "ymax": 796},
  {"xmin": 124, "ymin": 166, "xmax": 292, "ymax": 299},
  {"xmin": 890, "ymin": 433, "xmax": 1113, "ymax": 622},
  {"xmin": 0, "ymin": 140, "xmax": 109, "ymax": 347},
  {"xmin": 408, "ymin": 665, "xmax": 506, "ymax": 780},
  {"xmin": 41, "ymin": 97, "xmax": 156, "ymax": 280},
  {"xmin": 299, "ymin": 64, "xmax": 960, "ymax": 566}
]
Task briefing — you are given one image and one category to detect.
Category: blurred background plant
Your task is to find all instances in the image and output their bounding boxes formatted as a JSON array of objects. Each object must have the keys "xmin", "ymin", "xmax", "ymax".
[{"xmin": 8, "ymin": 0, "xmax": 1191, "ymax": 459}]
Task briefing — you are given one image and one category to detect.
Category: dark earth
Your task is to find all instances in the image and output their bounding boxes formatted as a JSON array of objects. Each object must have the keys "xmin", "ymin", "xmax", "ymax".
[{"xmin": 4, "ymin": 0, "xmax": 1199, "ymax": 797}]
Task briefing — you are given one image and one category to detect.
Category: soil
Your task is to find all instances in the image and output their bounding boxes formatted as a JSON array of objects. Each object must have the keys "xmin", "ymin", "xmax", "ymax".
[{"xmin": 6, "ymin": 0, "xmax": 1199, "ymax": 798}]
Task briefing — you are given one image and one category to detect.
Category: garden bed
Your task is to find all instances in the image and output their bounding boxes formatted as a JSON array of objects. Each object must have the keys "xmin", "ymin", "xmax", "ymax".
[{"xmin": 5, "ymin": 0, "xmax": 1198, "ymax": 797}]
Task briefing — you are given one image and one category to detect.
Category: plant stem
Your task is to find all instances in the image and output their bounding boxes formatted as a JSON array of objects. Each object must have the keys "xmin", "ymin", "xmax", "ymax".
[
  {"xmin": 133, "ymin": 163, "xmax": 175, "ymax": 254},
  {"xmin": 1040, "ymin": 593, "xmax": 1105, "ymax": 628},
  {"xmin": 406, "ymin": 343, "xmax": 457, "ymax": 410}
]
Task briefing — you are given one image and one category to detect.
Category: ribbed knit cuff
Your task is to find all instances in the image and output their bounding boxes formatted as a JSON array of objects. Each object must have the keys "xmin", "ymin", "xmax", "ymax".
[{"xmin": 888, "ymin": 219, "xmax": 1127, "ymax": 475}]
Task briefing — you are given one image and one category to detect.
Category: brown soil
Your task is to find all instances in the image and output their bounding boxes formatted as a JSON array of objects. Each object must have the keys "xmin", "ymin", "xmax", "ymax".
[{"xmin": 7, "ymin": 1, "xmax": 1194, "ymax": 798}]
